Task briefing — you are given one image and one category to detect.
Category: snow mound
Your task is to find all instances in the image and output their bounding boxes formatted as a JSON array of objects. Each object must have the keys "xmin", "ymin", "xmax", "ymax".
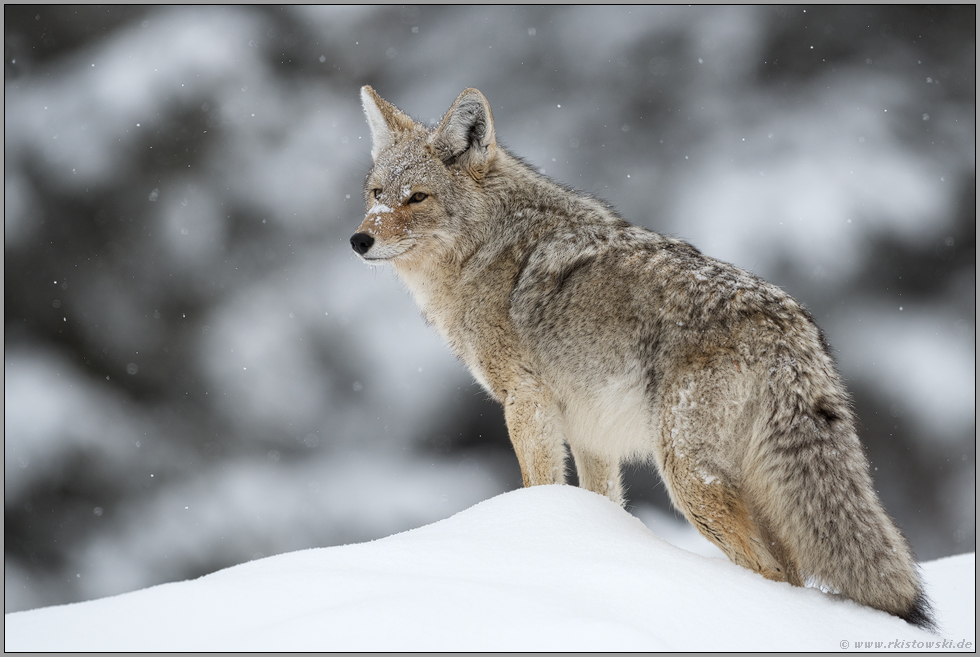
[{"xmin": 4, "ymin": 485, "xmax": 974, "ymax": 651}]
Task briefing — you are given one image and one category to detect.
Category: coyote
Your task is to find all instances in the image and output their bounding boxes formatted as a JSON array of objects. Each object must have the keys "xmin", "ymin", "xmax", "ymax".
[{"xmin": 350, "ymin": 86, "xmax": 934, "ymax": 629}]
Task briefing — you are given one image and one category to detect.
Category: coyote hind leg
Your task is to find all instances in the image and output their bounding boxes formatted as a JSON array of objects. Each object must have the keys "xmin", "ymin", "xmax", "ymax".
[{"xmin": 662, "ymin": 451, "xmax": 801, "ymax": 585}]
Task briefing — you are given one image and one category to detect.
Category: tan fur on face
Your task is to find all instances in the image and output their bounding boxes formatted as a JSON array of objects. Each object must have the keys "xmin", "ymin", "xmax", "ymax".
[
  {"xmin": 357, "ymin": 202, "xmax": 411, "ymax": 239},
  {"xmin": 354, "ymin": 201, "xmax": 417, "ymax": 260}
]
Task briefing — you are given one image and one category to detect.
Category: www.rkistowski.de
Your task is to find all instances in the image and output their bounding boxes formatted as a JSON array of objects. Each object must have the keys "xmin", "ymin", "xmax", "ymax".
[{"xmin": 840, "ymin": 639, "xmax": 974, "ymax": 650}]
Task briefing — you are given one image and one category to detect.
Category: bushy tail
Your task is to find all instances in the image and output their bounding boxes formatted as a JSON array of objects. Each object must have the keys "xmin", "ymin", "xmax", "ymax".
[{"xmin": 746, "ymin": 365, "xmax": 935, "ymax": 630}]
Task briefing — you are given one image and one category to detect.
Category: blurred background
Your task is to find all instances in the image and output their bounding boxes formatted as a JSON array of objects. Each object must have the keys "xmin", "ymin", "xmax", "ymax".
[{"xmin": 5, "ymin": 6, "xmax": 975, "ymax": 613}]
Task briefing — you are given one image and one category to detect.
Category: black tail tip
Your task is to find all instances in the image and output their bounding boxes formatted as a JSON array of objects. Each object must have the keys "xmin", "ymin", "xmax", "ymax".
[{"xmin": 899, "ymin": 591, "xmax": 938, "ymax": 633}]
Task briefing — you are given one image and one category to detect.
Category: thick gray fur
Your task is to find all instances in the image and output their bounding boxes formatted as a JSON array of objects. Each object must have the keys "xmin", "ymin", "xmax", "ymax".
[{"xmin": 351, "ymin": 86, "xmax": 935, "ymax": 630}]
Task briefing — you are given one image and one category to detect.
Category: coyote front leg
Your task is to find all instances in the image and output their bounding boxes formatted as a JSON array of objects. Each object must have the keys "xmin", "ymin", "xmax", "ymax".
[
  {"xmin": 570, "ymin": 446, "xmax": 624, "ymax": 507},
  {"xmin": 503, "ymin": 381, "xmax": 567, "ymax": 488}
]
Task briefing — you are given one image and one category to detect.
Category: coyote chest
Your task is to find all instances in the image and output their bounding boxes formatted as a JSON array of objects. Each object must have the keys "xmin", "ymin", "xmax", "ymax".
[{"xmin": 350, "ymin": 85, "xmax": 934, "ymax": 630}]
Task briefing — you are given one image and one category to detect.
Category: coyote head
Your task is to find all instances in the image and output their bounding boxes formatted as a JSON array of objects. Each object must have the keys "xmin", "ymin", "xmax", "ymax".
[{"xmin": 350, "ymin": 86, "xmax": 496, "ymax": 262}]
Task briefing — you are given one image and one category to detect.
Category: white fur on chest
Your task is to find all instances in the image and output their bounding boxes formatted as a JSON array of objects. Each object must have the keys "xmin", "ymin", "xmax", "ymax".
[{"xmin": 557, "ymin": 375, "xmax": 659, "ymax": 464}]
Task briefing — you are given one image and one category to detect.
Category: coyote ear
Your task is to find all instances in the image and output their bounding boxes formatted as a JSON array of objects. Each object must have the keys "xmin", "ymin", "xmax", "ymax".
[
  {"xmin": 361, "ymin": 85, "xmax": 416, "ymax": 161},
  {"xmin": 430, "ymin": 88, "xmax": 496, "ymax": 175}
]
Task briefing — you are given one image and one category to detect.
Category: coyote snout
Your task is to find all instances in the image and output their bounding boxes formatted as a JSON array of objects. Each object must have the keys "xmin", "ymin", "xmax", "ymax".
[
  {"xmin": 350, "ymin": 194, "xmax": 424, "ymax": 261},
  {"xmin": 350, "ymin": 84, "xmax": 935, "ymax": 631},
  {"xmin": 349, "ymin": 232, "xmax": 374, "ymax": 256}
]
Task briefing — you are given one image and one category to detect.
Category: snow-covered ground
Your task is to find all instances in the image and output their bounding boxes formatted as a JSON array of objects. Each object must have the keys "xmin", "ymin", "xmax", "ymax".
[{"xmin": 5, "ymin": 485, "xmax": 974, "ymax": 652}]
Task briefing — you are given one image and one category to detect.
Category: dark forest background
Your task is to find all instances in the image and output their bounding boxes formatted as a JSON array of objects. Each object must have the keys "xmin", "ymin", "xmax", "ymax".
[{"xmin": 5, "ymin": 5, "xmax": 975, "ymax": 612}]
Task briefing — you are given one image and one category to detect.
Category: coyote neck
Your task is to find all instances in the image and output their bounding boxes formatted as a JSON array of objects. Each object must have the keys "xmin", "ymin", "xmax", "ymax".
[{"xmin": 392, "ymin": 153, "xmax": 580, "ymax": 398}]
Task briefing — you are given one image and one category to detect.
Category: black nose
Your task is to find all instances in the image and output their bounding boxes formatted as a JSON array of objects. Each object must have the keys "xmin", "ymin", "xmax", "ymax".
[{"xmin": 350, "ymin": 232, "xmax": 374, "ymax": 255}]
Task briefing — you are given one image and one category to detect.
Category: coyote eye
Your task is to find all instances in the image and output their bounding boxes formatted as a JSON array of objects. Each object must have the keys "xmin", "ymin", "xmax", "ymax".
[
  {"xmin": 408, "ymin": 192, "xmax": 428, "ymax": 204},
  {"xmin": 371, "ymin": 188, "xmax": 382, "ymax": 199}
]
